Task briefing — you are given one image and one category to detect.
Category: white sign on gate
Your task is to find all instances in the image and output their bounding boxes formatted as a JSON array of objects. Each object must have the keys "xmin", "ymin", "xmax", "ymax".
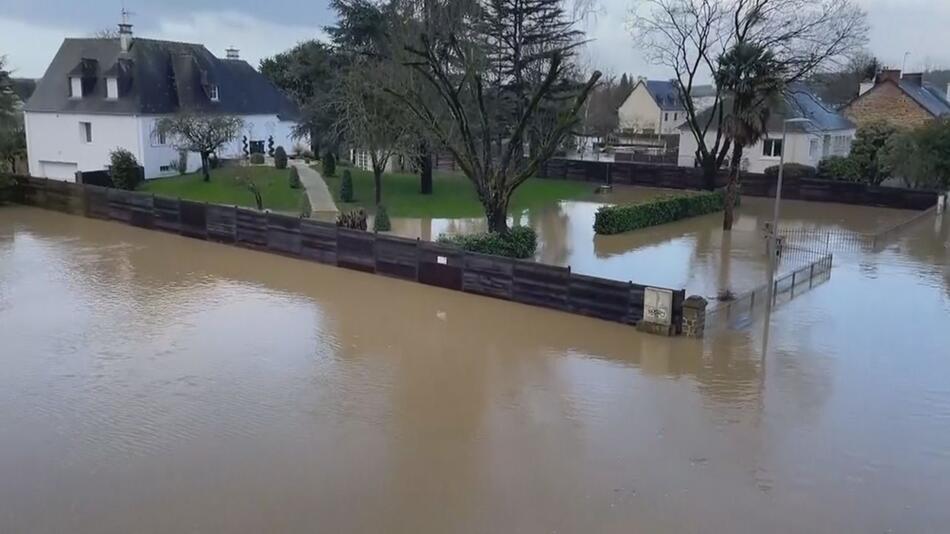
[{"xmin": 644, "ymin": 287, "xmax": 673, "ymax": 326}]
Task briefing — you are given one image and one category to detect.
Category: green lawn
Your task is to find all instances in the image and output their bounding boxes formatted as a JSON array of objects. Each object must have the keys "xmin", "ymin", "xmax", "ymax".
[
  {"xmin": 141, "ymin": 166, "xmax": 307, "ymax": 213},
  {"xmin": 322, "ymin": 167, "xmax": 592, "ymax": 218}
]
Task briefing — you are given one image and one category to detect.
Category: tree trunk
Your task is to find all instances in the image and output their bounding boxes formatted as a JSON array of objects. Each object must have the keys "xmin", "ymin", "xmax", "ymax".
[
  {"xmin": 723, "ymin": 144, "xmax": 743, "ymax": 231},
  {"xmin": 418, "ymin": 142, "xmax": 433, "ymax": 195},
  {"xmin": 486, "ymin": 194, "xmax": 510, "ymax": 234},
  {"xmin": 200, "ymin": 152, "xmax": 211, "ymax": 182},
  {"xmin": 374, "ymin": 166, "xmax": 383, "ymax": 206},
  {"xmin": 701, "ymin": 154, "xmax": 719, "ymax": 190}
]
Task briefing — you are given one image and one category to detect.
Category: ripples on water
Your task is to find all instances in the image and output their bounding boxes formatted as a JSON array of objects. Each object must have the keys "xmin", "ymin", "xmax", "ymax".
[{"xmin": 1, "ymin": 206, "xmax": 949, "ymax": 533}]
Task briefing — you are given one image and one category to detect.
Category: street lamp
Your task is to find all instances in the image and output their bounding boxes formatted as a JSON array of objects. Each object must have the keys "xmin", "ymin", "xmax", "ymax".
[{"xmin": 766, "ymin": 117, "xmax": 814, "ymax": 306}]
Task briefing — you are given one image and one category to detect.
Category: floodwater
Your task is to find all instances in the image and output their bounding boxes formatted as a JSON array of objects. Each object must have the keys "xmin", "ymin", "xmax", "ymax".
[
  {"xmin": 387, "ymin": 187, "xmax": 915, "ymax": 297},
  {"xmin": 2, "ymin": 205, "xmax": 949, "ymax": 533}
]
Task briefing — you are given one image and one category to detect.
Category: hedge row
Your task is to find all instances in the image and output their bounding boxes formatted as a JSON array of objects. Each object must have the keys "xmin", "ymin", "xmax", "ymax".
[
  {"xmin": 594, "ymin": 190, "xmax": 724, "ymax": 235},
  {"xmin": 437, "ymin": 226, "xmax": 538, "ymax": 259}
]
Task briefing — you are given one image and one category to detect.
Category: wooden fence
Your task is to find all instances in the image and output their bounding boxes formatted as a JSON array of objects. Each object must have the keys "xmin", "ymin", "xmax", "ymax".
[
  {"xmin": 539, "ymin": 158, "xmax": 939, "ymax": 211},
  {"xmin": 8, "ymin": 176, "xmax": 686, "ymax": 332}
]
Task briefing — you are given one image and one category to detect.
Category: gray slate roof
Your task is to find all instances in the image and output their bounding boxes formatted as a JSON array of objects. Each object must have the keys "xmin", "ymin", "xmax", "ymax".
[
  {"xmin": 638, "ymin": 80, "xmax": 716, "ymax": 110},
  {"xmin": 898, "ymin": 80, "xmax": 950, "ymax": 117},
  {"xmin": 681, "ymin": 84, "xmax": 854, "ymax": 133},
  {"xmin": 25, "ymin": 38, "xmax": 298, "ymax": 119}
]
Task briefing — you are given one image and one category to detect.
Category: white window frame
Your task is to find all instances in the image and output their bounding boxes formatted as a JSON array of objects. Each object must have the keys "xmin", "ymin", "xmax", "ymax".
[
  {"xmin": 106, "ymin": 77, "xmax": 119, "ymax": 100},
  {"xmin": 152, "ymin": 122, "xmax": 167, "ymax": 147},
  {"xmin": 69, "ymin": 77, "xmax": 83, "ymax": 99},
  {"xmin": 79, "ymin": 121, "xmax": 92, "ymax": 144},
  {"xmin": 809, "ymin": 138, "xmax": 820, "ymax": 158},
  {"xmin": 762, "ymin": 138, "xmax": 783, "ymax": 158},
  {"xmin": 209, "ymin": 85, "xmax": 219, "ymax": 102}
]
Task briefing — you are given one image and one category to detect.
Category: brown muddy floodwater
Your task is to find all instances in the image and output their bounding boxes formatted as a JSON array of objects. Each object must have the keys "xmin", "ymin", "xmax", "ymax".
[
  {"xmin": 385, "ymin": 188, "xmax": 915, "ymax": 297},
  {"xmin": 2, "ymin": 205, "xmax": 950, "ymax": 533}
]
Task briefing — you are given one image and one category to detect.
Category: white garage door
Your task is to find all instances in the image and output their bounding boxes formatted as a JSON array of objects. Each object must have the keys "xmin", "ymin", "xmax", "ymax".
[{"xmin": 39, "ymin": 161, "xmax": 78, "ymax": 181}]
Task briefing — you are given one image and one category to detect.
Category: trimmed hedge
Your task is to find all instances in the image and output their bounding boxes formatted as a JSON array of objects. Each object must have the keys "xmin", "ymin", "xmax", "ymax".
[
  {"xmin": 764, "ymin": 163, "xmax": 816, "ymax": 180},
  {"xmin": 438, "ymin": 226, "xmax": 537, "ymax": 259},
  {"xmin": 373, "ymin": 205, "xmax": 391, "ymax": 232},
  {"xmin": 274, "ymin": 146, "xmax": 288, "ymax": 169},
  {"xmin": 594, "ymin": 190, "xmax": 724, "ymax": 235},
  {"xmin": 289, "ymin": 166, "xmax": 302, "ymax": 189}
]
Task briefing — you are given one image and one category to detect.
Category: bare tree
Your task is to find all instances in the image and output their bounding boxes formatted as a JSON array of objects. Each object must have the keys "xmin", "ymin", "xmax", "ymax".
[
  {"xmin": 631, "ymin": 0, "xmax": 868, "ymax": 228},
  {"xmin": 329, "ymin": 62, "xmax": 412, "ymax": 206},
  {"xmin": 92, "ymin": 28, "xmax": 119, "ymax": 38},
  {"xmin": 154, "ymin": 114, "xmax": 244, "ymax": 181}
]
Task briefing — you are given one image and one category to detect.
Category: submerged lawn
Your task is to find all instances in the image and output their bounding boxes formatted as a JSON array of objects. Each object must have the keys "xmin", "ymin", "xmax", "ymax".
[
  {"xmin": 140, "ymin": 166, "xmax": 307, "ymax": 213},
  {"xmin": 322, "ymin": 167, "xmax": 592, "ymax": 218}
]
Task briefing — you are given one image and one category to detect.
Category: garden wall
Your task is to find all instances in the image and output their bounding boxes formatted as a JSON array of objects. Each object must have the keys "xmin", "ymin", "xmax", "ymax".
[
  {"xmin": 539, "ymin": 159, "xmax": 939, "ymax": 210},
  {"xmin": 7, "ymin": 176, "xmax": 686, "ymax": 333}
]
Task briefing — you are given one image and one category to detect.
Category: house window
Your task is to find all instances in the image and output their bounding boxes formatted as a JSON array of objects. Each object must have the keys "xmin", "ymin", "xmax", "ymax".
[
  {"xmin": 673, "ymin": 112, "xmax": 678, "ymax": 121},
  {"xmin": 152, "ymin": 123, "xmax": 167, "ymax": 146},
  {"xmin": 664, "ymin": 112, "xmax": 669, "ymax": 122},
  {"xmin": 763, "ymin": 138, "xmax": 783, "ymax": 158},
  {"xmin": 160, "ymin": 165, "xmax": 172, "ymax": 172},
  {"xmin": 106, "ymin": 77, "xmax": 119, "ymax": 100},
  {"xmin": 70, "ymin": 77, "xmax": 83, "ymax": 98},
  {"xmin": 79, "ymin": 122, "xmax": 92, "ymax": 143},
  {"xmin": 209, "ymin": 85, "xmax": 219, "ymax": 102},
  {"xmin": 832, "ymin": 135, "xmax": 851, "ymax": 156},
  {"xmin": 810, "ymin": 138, "xmax": 820, "ymax": 157}
]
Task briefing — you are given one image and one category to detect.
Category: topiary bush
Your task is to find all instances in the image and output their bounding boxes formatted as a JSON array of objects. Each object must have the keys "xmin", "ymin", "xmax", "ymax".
[
  {"xmin": 763, "ymin": 163, "xmax": 816, "ymax": 180},
  {"xmin": 336, "ymin": 208, "xmax": 367, "ymax": 230},
  {"xmin": 817, "ymin": 156, "xmax": 862, "ymax": 182},
  {"xmin": 322, "ymin": 152, "xmax": 336, "ymax": 177},
  {"xmin": 373, "ymin": 205, "xmax": 391, "ymax": 232},
  {"xmin": 289, "ymin": 166, "xmax": 302, "ymax": 189},
  {"xmin": 249, "ymin": 153, "xmax": 265, "ymax": 165},
  {"xmin": 274, "ymin": 146, "xmax": 288, "ymax": 169},
  {"xmin": 340, "ymin": 169, "xmax": 354, "ymax": 202},
  {"xmin": 109, "ymin": 148, "xmax": 142, "ymax": 190},
  {"xmin": 593, "ymin": 190, "xmax": 724, "ymax": 235},
  {"xmin": 437, "ymin": 226, "xmax": 538, "ymax": 259}
]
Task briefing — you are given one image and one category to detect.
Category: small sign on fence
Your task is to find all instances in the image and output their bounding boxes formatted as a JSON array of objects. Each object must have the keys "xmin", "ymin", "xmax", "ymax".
[
  {"xmin": 644, "ymin": 287, "xmax": 673, "ymax": 326},
  {"xmin": 437, "ymin": 255, "xmax": 448, "ymax": 265}
]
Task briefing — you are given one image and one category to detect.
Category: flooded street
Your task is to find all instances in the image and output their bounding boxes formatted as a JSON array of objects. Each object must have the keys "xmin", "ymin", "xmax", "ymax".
[
  {"xmin": 386, "ymin": 188, "xmax": 914, "ymax": 297},
  {"xmin": 2, "ymin": 205, "xmax": 950, "ymax": 533}
]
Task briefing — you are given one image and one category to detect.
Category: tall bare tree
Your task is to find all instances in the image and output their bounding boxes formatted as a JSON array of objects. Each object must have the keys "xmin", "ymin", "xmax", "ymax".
[{"xmin": 154, "ymin": 114, "xmax": 244, "ymax": 181}]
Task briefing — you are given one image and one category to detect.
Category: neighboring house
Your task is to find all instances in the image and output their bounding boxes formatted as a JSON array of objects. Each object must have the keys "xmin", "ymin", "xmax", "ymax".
[
  {"xmin": 617, "ymin": 79, "xmax": 716, "ymax": 135},
  {"xmin": 678, "ymin": 85, "xmax": 856, "ymax": 174},
  {"xmin": 349, "ymin": 148, "xmax": 410, "ymax": 173},
  {"xmin": 23, "ymin": 22, "xmax": 299, "ymax": 181},
  {"xmin": 842, "ymin": 69, "xmax": 950, "ymax": 130}
]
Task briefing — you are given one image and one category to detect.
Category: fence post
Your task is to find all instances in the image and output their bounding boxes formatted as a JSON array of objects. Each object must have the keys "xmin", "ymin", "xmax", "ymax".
[
  {"xmin": 809, "ymin": 262, "xmax": 815, "ymax": 288},
  {"xmin": 681, "ymin": 296, "xmax": 708, "ymax": 338}
]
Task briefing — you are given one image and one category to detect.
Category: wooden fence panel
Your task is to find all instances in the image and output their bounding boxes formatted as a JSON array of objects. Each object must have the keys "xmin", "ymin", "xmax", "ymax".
[
  {"xmin": 629, "ymin": 285, "xmax": 647, "ymax": 324},
  {"xmin": 83, "ymin": 185, "xmax": 110, "ymax": 219},
  {"xmin": 108, "ymin": 189, "xmax": 153, "ymax": 228},
  {"xmin": 18, "ymin": 177, "xmax": 46, "ymax": 207},
  {"xmin": 418, "ymin": 242, "xmax": 463, "ymax": 290},
  {"xmin": 42, "ymin": 180, "xmax": 83, "ymax": 214},
  {"xmin": 568, "ymin": 274, "xmax": 637, "ymax": 323},
  {"xmin": 337, "ymin": 228, "xmax": 376, "ymax": 272},
  {"xmin": 179, "ymin": 200, "xmax": 208, "ymax": 239},
  {"xmin": 205, "ymin": 205, "xmax": 236, "ymax": 243},
  {"xmin": 462, "ymin": 252, "xmax": 513, "ymax": 299},
  {"xmin": 266, "ymin": 213, "xmax": 302, "ymax": 255},
  {"xmin": 152, "ymin": 196, "xmax": 181, "ymax": 233},
  {"xmin": 235, "ymin": 208, "xmax": 267, "ymax": 248},
  {"xmin": 300, "ymin": 220, "xmax": 338, "ymax": 264},
  {"xmin": 511, "ymin": 261, "xmax": 570, "ymax": 311},
  {"xmin": 375, "ymin": 235, "xmax": 419, "ymax": 281}
]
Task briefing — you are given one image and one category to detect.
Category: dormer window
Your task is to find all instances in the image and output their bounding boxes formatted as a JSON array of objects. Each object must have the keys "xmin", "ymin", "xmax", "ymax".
[
  {"xmin": 69, "ymin": 76, "xmax": 83, "ymax": 98},
  {"xmin": 209, "ymin": 85, "xmax": 219, "ymax": 102},
  {"xmin": 106, "ymin": 77, "xmax": 119, "ymax": 100}
]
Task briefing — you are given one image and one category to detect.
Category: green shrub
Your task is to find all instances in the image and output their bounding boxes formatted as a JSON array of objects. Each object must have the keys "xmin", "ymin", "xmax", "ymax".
[
  {"xmin": 322, "ymin": 152, "xmax": 336, "ymax": 177},
  {"xmin": 817, "ymin": 156, "xmax": 861, "ymax": 182},
  {"xmin": 336, "ymin": 208, "xmax": 367, "ymax": 230},
  {"xmin": 763, "ymin": 163, "xmax": 816, "ymax": 180},
  {"xmin": 289, "ymin": 166, "xmax": 302, "ymax": 189},
  {"xmin": 437, "ymin": 226, "xmax": 538, "ymax": 259},
  {"xmin": 250, "ymin": 153, "xmax": 265, "ymax": 165},
  {"xmin": 109, "ymin": 148, "xmax": 141, "ymax": 190},
  {"xmin": 340, "ymin": 169, "xmax": 354, "ymax": 202},
  {"xmin": 373, "ymin": 205, "xmax": 391, "ymax": 232},
  {"xmin": 274, "ymin": 146, "xmax": 288, "ymax": 169},
  {"xmin": 593, "ymin": 190, "xmax": 724, "ymax": 235}
]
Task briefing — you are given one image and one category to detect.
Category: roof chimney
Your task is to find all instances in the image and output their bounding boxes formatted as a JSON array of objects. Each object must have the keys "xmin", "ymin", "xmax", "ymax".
[
  {"xmin": 876, "ymin": 69, "xmax": 901, "ymax": 85},
  {"xmin": 118, "ymin": 8, "xmax": 133, "ymax": 53},
  {"xmin": 902, "ymin": 72, "xmax": 924, "ymax": 86},
  {"xmin": 226, "ymin": 47, "xmax": 240, "ymax": 60}
]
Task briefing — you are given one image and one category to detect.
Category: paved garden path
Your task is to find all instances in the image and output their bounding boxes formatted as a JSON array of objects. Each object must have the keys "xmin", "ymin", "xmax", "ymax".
[{"xmin": 292, "ymin": 161, "xmax": 338, "ymax": 217}]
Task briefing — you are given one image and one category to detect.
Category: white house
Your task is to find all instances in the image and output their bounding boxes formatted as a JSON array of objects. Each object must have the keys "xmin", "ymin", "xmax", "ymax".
[
  {"xmin": 617, "ymin": 79, "xmax": 716, "ymax": 135},
  {"xmin": 677, "ymin": 86, "xmax": 857, "ymax": 174},
  {"xmin": 23, "ymin": 21, "xmax": 300, "ymax": 181}
]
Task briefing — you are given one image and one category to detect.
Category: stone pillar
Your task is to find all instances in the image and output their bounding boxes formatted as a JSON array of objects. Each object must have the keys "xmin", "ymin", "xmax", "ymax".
[{"xmin": 681, "ymin": 295, "xmax": 708, "ymax": 338}]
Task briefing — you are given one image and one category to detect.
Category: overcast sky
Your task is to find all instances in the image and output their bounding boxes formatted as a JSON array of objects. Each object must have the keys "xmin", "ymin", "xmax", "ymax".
[{"xmin": 1, "ymin": 0, "xmax": 949, "ymax": 80}]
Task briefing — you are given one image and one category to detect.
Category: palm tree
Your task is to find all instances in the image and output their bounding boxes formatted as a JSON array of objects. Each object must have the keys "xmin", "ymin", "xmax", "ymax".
[{"xmin": 716, "ymin": 43, "xmax": 785, "ymax": 230}]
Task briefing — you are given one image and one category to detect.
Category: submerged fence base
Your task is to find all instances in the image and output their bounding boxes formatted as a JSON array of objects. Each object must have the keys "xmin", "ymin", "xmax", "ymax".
[{"xmin": 6, "ymin": 176, "xmax": 692, "ymax": 335}]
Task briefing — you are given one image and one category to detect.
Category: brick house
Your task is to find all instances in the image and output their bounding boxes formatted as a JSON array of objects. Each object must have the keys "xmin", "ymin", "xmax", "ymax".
[{"xmin": 842, "ymin": 69, "xmax": 950, "ymax": 129}]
